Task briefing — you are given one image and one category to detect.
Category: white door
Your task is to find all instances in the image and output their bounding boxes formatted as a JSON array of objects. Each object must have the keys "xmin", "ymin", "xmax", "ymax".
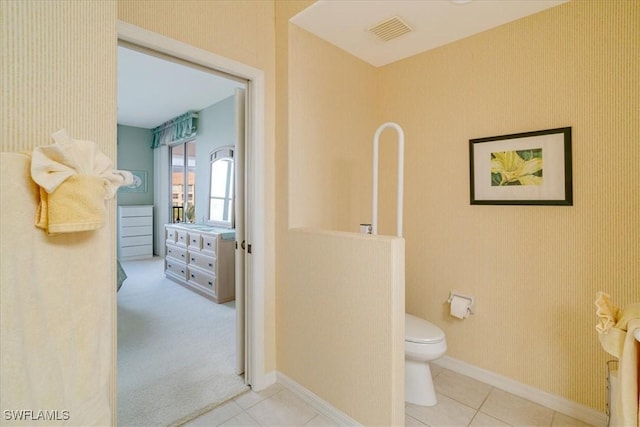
[{"xmin": 234, "ymin": 88, "xmax": 248, "ymax": 379}]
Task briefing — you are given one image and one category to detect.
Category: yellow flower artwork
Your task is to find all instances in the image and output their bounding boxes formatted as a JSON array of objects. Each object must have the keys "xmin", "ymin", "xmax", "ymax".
[{"xmin": 490, "ymin": 149, "xmax": 543, "ymax": 186}]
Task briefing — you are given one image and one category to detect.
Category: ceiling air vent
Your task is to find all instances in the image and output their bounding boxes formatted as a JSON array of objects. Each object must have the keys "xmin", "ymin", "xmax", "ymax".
[{"xmin": 368, "ymin": 16, "xmax": 413, "ymax": 42}]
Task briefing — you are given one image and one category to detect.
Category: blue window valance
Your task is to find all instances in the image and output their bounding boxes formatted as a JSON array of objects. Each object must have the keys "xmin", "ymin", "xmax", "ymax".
[{"xmin": 151, "ymin": 111, "xmax": 198, "ymax": 148}]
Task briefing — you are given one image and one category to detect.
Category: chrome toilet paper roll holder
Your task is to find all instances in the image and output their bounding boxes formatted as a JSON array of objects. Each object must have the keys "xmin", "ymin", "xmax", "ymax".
[{"xmin": 447, "ymin": 291, "xmax": 476, "ymax": 315}]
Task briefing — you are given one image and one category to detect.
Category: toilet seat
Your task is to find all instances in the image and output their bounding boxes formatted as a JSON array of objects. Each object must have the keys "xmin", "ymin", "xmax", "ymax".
[{"xmin": 405, "ymin": 313, "xmax": 445, "ymax": 344}]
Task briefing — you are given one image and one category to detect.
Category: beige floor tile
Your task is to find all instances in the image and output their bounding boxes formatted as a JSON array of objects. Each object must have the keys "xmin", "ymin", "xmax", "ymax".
[
  {"xmin": 469, "ymin": 411, "xmax": 510, "ymax": 426},
  {"xmin": 184, "ymin": 401, "xmax": 243, "ymax": 426},
  {"xmin": 303, "ymin": 413, "xmax": 341, "ymax": 426},
  {"xmin": 434, "ymin": 369, "xmax": 492, "ymax": 409},
  {"xmin": 551, "ymin": 412, "xmax": 594, "ymax": 427},
  {"xmin": 219, "ymin": 411, "xmax": 260, "ymax": 426},
  {"xmin": 233, "ymin": 383, "xmax": 285, "ymax": 410},
  {"xmin": 405, "ymin": 393, "xmax": 477, "ymax": 427},
  {"xmin": 480, "ymin": 388, "xmax": 554, "ymax": 427},
  {"xmin": 405, "ymin": 414, "xmax": 428, "ymax": 426},
  {"xmin": 246, "ymin": 389, "xmax": 318, "ymax": 426}
]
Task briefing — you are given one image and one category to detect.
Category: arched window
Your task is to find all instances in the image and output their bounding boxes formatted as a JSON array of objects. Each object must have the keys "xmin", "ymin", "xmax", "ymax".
[{"xmin": 208, "ymin": 147, "xmax": 234, "ymax": 228}]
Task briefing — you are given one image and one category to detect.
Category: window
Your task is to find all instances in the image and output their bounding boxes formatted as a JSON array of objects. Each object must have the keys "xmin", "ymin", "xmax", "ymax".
[
  {"xmin": 208, "ymin": 147, "xmax": 234, "ymax": 228},
  {"xmin": 170, "ymin": 140, "xmax": 196, "ymax": 223}
]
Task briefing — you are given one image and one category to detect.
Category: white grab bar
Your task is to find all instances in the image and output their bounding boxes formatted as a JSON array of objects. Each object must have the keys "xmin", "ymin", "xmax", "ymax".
[{"xmin": 372, "ymin": 122, "xmax": 404, "ymax": 237}]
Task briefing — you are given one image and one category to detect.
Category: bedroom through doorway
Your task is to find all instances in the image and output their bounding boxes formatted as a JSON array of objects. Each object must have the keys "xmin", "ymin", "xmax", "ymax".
[{"xmin": 115, "ymin": 41, "xmax": 252, "ymax": 425}]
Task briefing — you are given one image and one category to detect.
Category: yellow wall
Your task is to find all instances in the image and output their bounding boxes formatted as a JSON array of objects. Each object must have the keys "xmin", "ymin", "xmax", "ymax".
[
  {"xmin": 277, "ymin": 4, "xmax": 407, "ymax": 422},
  {"xmin": 118, "ymin": 0, "xmax": 278, "ymax": 373},
  {"xmin": 1, "ymin": 0, "xmax": 118, "ymax": 422},
  {"xmin": 282, "ymin": 229, "xmax": 405, "ymax": 425},
  {"xmin": 378, "ymin": 0, "xmax": 639, "ymax": 410},
  {"xmin": 3, "ymin": 0, "xmax": 638, "ymax": 422},
  {"xmin": 288, "ymin": 23, "xmax": 379, "ymax": 231}
]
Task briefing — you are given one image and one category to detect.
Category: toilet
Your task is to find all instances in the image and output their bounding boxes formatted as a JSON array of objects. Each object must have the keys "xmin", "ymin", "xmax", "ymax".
[{"xmin": 405, "ymin": 313, "xmax": 447, "ymax": 406}]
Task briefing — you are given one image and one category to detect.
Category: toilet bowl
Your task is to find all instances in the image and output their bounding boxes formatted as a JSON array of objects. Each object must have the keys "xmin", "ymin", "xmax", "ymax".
[{"xmin": 405, "ymin": 313, "xmax": 447, "ymax": 406}]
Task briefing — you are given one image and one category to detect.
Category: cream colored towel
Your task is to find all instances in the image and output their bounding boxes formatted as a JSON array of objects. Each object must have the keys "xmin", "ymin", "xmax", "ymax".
[
  {"xmin": 1, "ymin": 152, "xmax": 113, "ymax": 426},
  {"xmin": 595, "ymin": 291, "xmax": 620, "ymax": 333},
  {"xmin": 30, "ymin": 129, "xmax": 132, "ymax": 234},
  {"xmin": 596, "ymin": 293, "xmax": 640, "ymax": 427},
  {"xmin": 617, "ymin": 318, "xmax": 639, "ymax": 427},
  {"xmin": 596, "ymin": 292, "xmax": 627, "ymax": 358}
]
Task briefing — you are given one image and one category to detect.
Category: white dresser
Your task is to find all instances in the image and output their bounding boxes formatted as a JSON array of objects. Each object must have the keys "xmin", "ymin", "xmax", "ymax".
[
  {"xmin": 118, "ymin": 205, "xmax": 154, "ymax": 261},
  {"xmin": 164, "ymin": 224, "xmax": 235, "ymax": 303}
]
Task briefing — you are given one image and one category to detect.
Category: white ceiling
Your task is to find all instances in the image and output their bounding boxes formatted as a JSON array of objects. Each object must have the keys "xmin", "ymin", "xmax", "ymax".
[
  {"xmin": 291, "ymin": 0, "xmax": 568, "ymax": 67},
  {"xmin": 118, "ymin": 0, "xmax": 568, "ymax": 128},
  {"xmin": 117, "ymin": 46, "xmax": 244, "ymax": 129}
]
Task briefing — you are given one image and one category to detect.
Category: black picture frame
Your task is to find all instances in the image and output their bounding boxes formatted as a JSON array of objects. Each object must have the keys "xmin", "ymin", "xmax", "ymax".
[{"xmin": 469, "ymin": 127, "xmax": 572, "ymax": 205}]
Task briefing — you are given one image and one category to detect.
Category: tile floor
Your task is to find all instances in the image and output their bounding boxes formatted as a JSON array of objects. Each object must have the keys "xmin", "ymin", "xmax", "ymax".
[{"xmin": 184, "ymin": 365, "xmax": 595, "ymax": 427}]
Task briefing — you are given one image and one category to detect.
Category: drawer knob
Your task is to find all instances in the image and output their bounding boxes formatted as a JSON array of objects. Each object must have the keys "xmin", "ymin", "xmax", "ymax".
[
  {"xmin": 208, "ymin": 281, "xmax": 213, "ymax": 286},
  {"xmin": 191, "ymin": 274, "xmax": 195, "ymax": 278},
  {"xmin": 208, "ymin": 263, "xmax": 213, "ymax": 267}
]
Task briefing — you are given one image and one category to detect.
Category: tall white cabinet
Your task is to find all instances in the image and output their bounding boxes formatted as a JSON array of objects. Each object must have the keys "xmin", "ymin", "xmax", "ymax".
[{"xmin": 117, "ymin": 205, "xmax": 154, "ymax": 260}]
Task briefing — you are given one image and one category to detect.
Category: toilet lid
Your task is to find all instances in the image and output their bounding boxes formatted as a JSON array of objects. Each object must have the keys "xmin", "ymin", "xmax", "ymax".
[{"xmin": 405, "ymin": 313, "xmax": 445, "ymax": 344}]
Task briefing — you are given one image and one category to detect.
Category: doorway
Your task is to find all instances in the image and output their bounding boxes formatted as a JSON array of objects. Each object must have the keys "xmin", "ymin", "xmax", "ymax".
[{"xmin": 116, "ymin": 22, "xmax": 268, "ymax": 424}]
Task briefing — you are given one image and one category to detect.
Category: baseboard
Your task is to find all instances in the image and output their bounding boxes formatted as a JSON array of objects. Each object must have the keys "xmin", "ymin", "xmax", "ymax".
[
  {"xmin": 433, "ymin": 356, "xmax": 608, "ymax": 427},
  {"xmin": 276, "ymin": 372, "xmax": 361, "ymax": 426},
  {"xmin": 251, "ymin": 370, "xmax": 277, "ymax": 392}
]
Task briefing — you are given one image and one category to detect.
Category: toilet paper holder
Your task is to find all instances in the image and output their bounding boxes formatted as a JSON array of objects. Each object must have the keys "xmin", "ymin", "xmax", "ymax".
[{"xmin": 447, "ymin": 291, "xmax": 475, "ymax": 315}]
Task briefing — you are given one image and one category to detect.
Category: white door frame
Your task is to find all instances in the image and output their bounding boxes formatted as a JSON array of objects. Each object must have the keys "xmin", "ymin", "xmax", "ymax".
[{"xmin": 117, "ymin": 21, "xmax": 269, "ymax": 390}]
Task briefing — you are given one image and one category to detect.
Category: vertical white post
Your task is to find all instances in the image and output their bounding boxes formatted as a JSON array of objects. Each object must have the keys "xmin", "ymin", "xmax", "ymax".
[{"xmin": 372, "ymin": 122, "xmax": 404, "ymax": 237}]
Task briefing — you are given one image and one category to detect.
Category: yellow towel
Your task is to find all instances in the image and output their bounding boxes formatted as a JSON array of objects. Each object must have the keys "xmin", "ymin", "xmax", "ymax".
[
  {"xmin": 617, "ymin": 317, "xmax": 639, "ymax": 427},
  {"xmin": 598, "ymin": 301, "xmax": 640, "ymax": 359},
  {"xmin": 30, "ymin": 129, "xmax": 132, "ymax": 234},
  {"xmin": 595, "ymin": 291, "xmax": 620, "ymax": 333},
  {"xmin": 35, "ymin": 176, "xmax": 108, "ymax": 233}
]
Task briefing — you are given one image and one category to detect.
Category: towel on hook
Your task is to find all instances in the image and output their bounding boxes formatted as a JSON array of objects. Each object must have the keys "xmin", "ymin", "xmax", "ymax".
[{"xmin": 30, "ymin": 129, "xmax": 133, "ymax": 234}]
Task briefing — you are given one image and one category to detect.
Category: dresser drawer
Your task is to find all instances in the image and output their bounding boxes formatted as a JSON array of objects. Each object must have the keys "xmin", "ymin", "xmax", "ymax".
[
  {"xmin": 165, "ymin": 259, "xmax": 187, "ymax": 280},
  {"xmin": 189, "ymin": 251, "xmax": 215, "ymax": 271},
  {"xmin": 202, "ymin": 235, "xmax": 217, "ymax": 254},
  {"xmin": 166, "ymin": 227, "xmax": 177, "ymax": 244},
  {"xmin": 119, "ymin": 205, "xmax": 153, "ymax": 217},
  {"xmin": 121, "ymin": 245, "xmax": 153, "ymax": 259},
  {"xmin": 188, "ymin": 232, "xmax": 202, "ymax": 251},
  {"xmin": 121, "ymin": 235, "xmax": 152, "ymax": 247},
  {"xmin": 120, "ymin": 216, "xmax": 151, "ymax": 227},
  {"xmin": 176, "ymin": 230, "xmax": 188, "ymax": 247},
  {"xmin": 166, "ymin": 244, "xmax": 187, "ymax": 262},
  {"xmin": 121, "ymin": 225, "xmax": 152, "ymax": 238},
  {"xmin": 188, "ymin": 266, "xmax": 216, "ymax": 291}
]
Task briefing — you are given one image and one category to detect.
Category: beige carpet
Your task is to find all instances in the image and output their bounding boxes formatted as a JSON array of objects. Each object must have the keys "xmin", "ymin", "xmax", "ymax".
[{"xmin": 117, "ymin": 257, "xmax": 248, "ymax": 426}]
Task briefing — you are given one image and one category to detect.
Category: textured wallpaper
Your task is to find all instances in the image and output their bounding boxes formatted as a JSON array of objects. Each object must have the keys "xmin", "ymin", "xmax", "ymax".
[
  {"xmin": 378, "ymin": 0, "xmax": 639, "ymax": 411},
  {"xmin": 1, "ymin": 0, "xmax": 118, "ymax": 422}
]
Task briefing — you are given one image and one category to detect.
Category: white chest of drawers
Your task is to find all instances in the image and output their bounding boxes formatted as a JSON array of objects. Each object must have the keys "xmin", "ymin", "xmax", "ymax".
[
  {"xmin": 118, "ymin": 205, "xmax": 153, "ymax": 260},
  {"xmin": 164, "ymin": 224, "xmax": 235, "ymax": 303}
]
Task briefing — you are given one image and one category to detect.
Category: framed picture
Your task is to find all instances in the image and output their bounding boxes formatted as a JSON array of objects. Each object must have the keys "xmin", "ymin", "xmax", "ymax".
[
  {"xmin": 120, "ymin": 170, "xmax": 147, "ymax": 193},
  {"xmin": 469, "ymin": 127, "xmax": 572, "ymax": 205}
]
